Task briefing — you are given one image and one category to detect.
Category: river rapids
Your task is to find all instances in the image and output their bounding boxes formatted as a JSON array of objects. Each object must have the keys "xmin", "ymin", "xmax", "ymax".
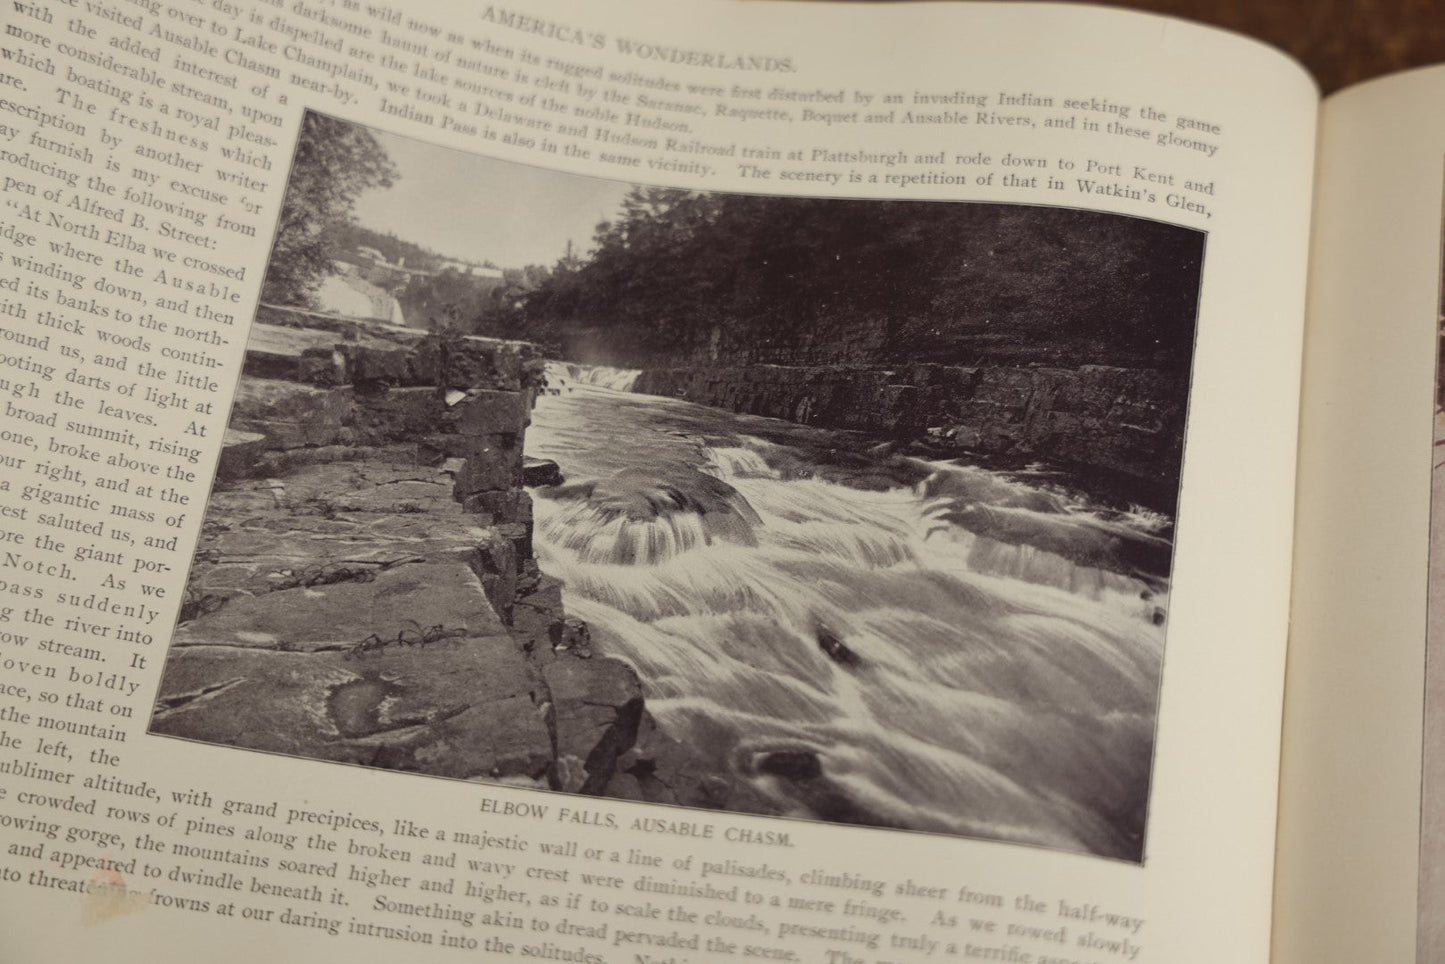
[{"xmin": 527, "ymin": 364, "xmax": 1169, "ymax": 861}]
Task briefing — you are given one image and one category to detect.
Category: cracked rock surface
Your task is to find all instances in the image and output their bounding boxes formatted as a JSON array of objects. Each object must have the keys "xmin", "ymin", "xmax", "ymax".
[
  {"xmin": 154, "ymin": 450, "xmax": 560, "ymax": 781},
  {"xmin": 155, "ymin": 314, "xmax": 725, "ymax": 804}
]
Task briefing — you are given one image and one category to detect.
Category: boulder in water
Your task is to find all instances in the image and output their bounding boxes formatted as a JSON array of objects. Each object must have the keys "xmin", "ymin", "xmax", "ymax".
[
  {"xmin": 544, "ymin": 464, "xmax": 763, "ymax": 564},
  {"xmin": 756, "ymin": 750, "xmax": 822, "ymax": 781},
  {"xmin": 748, "ymin": 749, "xmax": 891, "ymax": 827},
  {"xmin": 523, "ymin": 457, "xmax": 564, "ymax": 487},
  {"xmin": 816, "ymin": 628, "xmax": 862, "ymax": 668},
  {"xmin": 937, "ymin": 502, "xmax": 1173, "ymax": 581}
]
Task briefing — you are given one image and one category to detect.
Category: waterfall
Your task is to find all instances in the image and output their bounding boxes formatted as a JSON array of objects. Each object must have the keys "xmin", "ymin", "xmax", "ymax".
[{"xmin": 548, "ymin": 361, "xmax": 642, "ymax": 393}]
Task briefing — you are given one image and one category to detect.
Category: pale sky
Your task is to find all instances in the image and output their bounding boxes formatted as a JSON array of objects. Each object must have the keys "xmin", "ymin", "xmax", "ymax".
[{"xmin": 350, "ymin": 128, "xmax": 635, "ymax": 269}]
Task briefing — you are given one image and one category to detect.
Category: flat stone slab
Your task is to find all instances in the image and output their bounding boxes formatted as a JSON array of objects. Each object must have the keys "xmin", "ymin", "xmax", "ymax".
[
  {"xmin": 174, "ymin": 561, "xmax": 505, "ymax": 650},
  {"xmin": 188, "ymin": 457, "xmax": 492, "ymax": 601},
  {"xmin": 232, "ymin": 379, "xmax": 354, "ymax": 450},
  {"xmin": 161, "ymin": 441, "xmax": 563, "ymax": 781},
  {"xmin": 216, "ymin": 429, "xmax": 267, "ymax": 482},
  {"xmin": 247, "ymin": 323, "xmax": 348, "ymax": 358},
  {"xmin": 153, "ymin": 644, "xmax": 549, "ymax": 780}
]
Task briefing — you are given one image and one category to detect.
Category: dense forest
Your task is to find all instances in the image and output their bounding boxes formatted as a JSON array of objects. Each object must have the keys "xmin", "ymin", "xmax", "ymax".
[
  {"xmin": 262, "ymin": 115, "xmax": 1203, "ymax": 371},
  {"xmin": 512, "ymin": 187, "xmax": 1205, "ymax": 370}
]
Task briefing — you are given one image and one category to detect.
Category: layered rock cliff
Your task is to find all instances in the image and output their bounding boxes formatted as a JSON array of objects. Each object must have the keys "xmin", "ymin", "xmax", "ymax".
[
  {"xmin": 634, "ymin": 361, "xmax": 1187, "ymax": 508},
  {"xmin": 154, "ymin": 306, "xmax": 724, "ymax": 805}
]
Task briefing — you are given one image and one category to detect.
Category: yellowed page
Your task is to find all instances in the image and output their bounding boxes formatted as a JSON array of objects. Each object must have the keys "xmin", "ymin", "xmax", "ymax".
[
  {"xmin": 0, "ymin": 2, "xmax": 1314, "ymax": 962},
  {"xmin": 1273, "ymin": 68, "xmax": 1445, "ymax": 964}
]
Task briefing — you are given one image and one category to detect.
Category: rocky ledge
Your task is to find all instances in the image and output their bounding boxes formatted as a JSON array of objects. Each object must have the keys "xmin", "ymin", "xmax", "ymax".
[
  {"xmin": 153, "ymin": 308, "xmax": 723, "ymax": 804},
  {"xmin": 634, "ymin": 362, "xmax": 1187, "ymax": 506}
]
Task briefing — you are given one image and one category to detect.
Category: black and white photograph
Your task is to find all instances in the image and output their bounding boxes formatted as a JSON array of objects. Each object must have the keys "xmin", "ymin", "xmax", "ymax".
[{"xmin": 149, "ymin": 110, "xmax": 1203, "ymax": 863}]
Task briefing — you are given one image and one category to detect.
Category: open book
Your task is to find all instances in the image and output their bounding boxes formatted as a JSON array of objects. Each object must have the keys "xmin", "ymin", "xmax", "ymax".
[{"xmin": 0, "ymin": 0, "xmax": 1435, "ymax": 960}]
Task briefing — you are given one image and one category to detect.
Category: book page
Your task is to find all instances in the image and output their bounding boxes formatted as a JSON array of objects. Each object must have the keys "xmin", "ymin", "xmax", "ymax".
[
  {"xmin": 1273, "ymin": 66, "xmax": 1445, "ymax": 964},
  {"xmin": 0, "ymin": 2, "xmax": 1314, "ymax": 962}
]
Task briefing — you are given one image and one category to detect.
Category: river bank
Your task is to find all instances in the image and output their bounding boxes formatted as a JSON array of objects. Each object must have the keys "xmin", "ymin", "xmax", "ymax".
[{"xmin": 630, "ymin": 362, "xmax": 1188, "ymax": 513}]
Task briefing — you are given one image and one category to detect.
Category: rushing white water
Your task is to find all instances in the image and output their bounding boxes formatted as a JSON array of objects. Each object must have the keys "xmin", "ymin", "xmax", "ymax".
[
  {"xmin": 527, "ymin": 365, "xmax": 1169, "ymax": 860},
  {"xmin": 549, "ymin": 362, "xmax": 642, "ymax": 392}
]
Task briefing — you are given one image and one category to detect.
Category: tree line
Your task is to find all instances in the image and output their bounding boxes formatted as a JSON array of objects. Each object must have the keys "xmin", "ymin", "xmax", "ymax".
[
  {"xmin": 261, "ymin": 114, "xmax": 1204, "ymax": 371},
  {"xmin": 517, "ymin": 187, "xmax": 1204, "ymax": 370}
]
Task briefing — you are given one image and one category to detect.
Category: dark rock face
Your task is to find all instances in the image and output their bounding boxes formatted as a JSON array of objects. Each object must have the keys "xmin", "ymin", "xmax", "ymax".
[
  {"xmin": 633, "ymin": 363, "xmax": 1188, "ymax": 495},
  {"xmin": 523, "ymin": 457, "xmax": 564, "ymax": 488},
  {"xmin": 156, "ymin": 306, "xmax": 716, "ymax": 801}
]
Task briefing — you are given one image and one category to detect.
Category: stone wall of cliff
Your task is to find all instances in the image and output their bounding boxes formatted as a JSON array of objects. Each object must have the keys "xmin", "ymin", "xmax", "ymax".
[
  {"xmin": 155, "ymin": 306, "xmax": 726, "ymax": 806},
  {"xmin": 633, "ymin": 361, "xmax": 1188, "ymax": 502}
]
